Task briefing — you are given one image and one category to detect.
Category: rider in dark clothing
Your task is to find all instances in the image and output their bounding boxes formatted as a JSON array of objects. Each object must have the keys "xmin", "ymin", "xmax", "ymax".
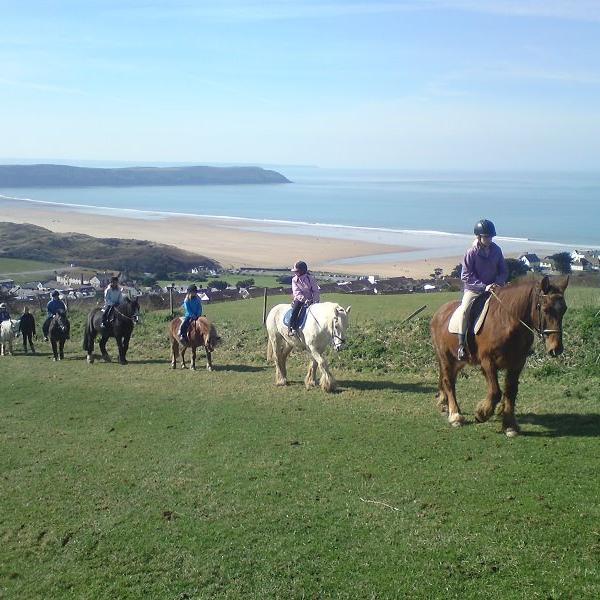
[
  {"xmin": 42, "ymin": 290, "xmax": 69, "ymax": 341},
  {"xmin": 0, "ymin": 303, "xmax": 10, "ymax": 323},
  {"xmin": 18, "ymin": 306, "xmax": 36, "ymax": 353}
]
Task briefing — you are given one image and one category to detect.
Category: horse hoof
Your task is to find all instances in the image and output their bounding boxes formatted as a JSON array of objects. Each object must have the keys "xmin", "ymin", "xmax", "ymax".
[
  {"xmin": 87, "ymin": 355, "xmax": 94, "ymax": 364},
  {"xmin": 505, "ymin": 428, "xmax": 519, "ymax": 438},
  {"xmin": 52, "ymin": 357, "xmax": 57, "ymax": 362},
  {"xmin": 171, "ymin": 364, "xmax": 176, "ymax": 370},
  {"xmin": 276, "ymin": 380, "xmax": 288, "ymax": 387},
  {"xmin": 120, "ymin": 360, "xmax": 128, "ymax": 365},
  {"xmin": 190, "ymin": 366, "xmax": 196, "ymax": 371},
  {"xmin": 448, "ymin": 413, "xmax": 465, "ymax": 427},
  {"xmin": 206, "ymin": 366, "xmax": 213, "ymax": 371}
]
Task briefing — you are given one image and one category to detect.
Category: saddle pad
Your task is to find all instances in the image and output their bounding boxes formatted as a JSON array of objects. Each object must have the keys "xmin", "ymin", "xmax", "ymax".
[
  {"xmin": 448, "ymin": 294, "xmax": 492, "ymax": 335},
  {"xmin": 283, "ymin": 306, "xmax": 308, "ymax": 329}
]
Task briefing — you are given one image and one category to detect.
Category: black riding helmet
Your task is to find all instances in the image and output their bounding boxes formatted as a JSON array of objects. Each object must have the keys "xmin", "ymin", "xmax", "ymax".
[
  {"xmin": 291, "ymin": 261, "xmax": 308, "ymax": 275},
  {"xmin": 474, "ymin": 219, "xmax": 497, "ymax": 237},
  {"xmin": 187, "ymin": 284, "xmax": 198, "ymax": 293},
  {"xmin": 51, "ymin": 290, "xmax": 60, "ymax": 298}
]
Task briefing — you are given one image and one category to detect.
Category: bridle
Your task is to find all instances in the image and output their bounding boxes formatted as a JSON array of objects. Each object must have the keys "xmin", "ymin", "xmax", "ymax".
[
  {"xmin": 113, "ymin": 302, "xmax": 140, "ymax": 324},
  {"xmin": 305, "ymin": 305, "xmax": 347, "ymax": 348},
  {"xmin": 535, "ymin": 292, "xmax": 563, "ymax": 338},
  {"xmin": 490, "ymin": 287, "xmax": 563, "ymax": 341}
]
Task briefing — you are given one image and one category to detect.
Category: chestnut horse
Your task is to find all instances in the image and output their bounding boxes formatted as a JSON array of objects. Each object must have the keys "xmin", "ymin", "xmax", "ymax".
[
  {"xmin": 430, "ymin": 276, "xmax": 568, "ymax": 436},
  {"xmin": 169, "ymin": 316, "xmax": 220, "ymax": 371}
]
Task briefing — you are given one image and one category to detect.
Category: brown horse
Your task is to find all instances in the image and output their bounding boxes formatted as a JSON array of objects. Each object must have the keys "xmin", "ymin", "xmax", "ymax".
[
  {"xmin": 169, "ymin": 316, "xmax": 220, "ymax": 371},
  {"xmin": 430, "ymin": 276, "xmax": 568, "ymax": 436}
]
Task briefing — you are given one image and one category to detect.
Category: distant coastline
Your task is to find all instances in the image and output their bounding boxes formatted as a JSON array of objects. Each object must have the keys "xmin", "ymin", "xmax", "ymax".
[{"xmin": 0, "ymin": 163, "xmax": 291, "ymax": 187}]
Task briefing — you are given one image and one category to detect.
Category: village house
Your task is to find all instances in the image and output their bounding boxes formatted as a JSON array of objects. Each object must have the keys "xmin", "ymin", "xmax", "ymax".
[{"xmin": 518, "ymin": 253, "xmax": 540, "ymax": 271}]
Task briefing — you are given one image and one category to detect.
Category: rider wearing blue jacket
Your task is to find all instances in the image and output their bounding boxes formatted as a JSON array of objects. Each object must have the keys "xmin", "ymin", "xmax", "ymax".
[
  {"xmin": 43, "ymin": 290, "xmax": 69, "ymax": 340},
  {"xmin": 179, "ymin": 284, "xmax": 202, "ymax": 343}
]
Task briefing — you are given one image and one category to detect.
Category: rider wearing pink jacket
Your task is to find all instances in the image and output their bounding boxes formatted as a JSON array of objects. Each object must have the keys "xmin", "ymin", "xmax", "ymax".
[{"xmin": 289, "ymin": 261, "xmax": 320, "ymax": 335}]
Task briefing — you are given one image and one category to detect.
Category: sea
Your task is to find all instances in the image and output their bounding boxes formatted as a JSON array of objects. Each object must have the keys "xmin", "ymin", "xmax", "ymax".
[{"xmin": 1, "ymin": 167, "xmax": 599, "ymax": 264}]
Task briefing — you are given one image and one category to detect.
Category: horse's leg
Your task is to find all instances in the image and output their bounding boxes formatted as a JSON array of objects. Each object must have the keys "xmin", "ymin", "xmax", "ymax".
[
  {"xmin": 99, "ymin": 335, "xmax": 111, "ymax": 362},
  {"xmin": 8, "ymin": 338, "xmax": 13, "ymax": 356},
  {"xmin": 116, "ymin": 336, "xmax": 127, "ymax": 365},
  {"xmin": 273, "ymin": 334, "xmax": 290, "ymax": 386},
  {"xmin": 59, "ymin": 340, "xmax": 65, "ymax": 360},
  {"xmin": 180, "ymin": 346, "xmax": 187, "ymax": 369},
  {"xmin": 304, "ymin": 358, "xmax": 318, "ymax": 389},
  {"xmin": 434, "ymin": 353, "xmax": 449, "ymax": 414},
  {"xmin": 439, "ymin": 352, "xmax": 464, "ymax": 426},
  {"xmin": 308, "ymin": 347, "xmax": 336, "ymax": 393},
  {"xmin": 474, "ymin": 358, "xmax": 501, "ymax": 423},
  {"xmin": 190, "ymin": 346, "xmax": 197, "ymax": 370},
  {"xmin": 502, "ymin": 366, "xmax": 524, "ymax": 437},
  {"xmin": 120, "ymin": 333, "xmax": 131, "ymax": 365},
  {"xmin": 51, "ymin": 340, "xmax": 58, "ymax": 360},
  {"xmin": 171, "ymin": 338, "xmax": 179, "ymax": 369},
  {"xmin": 205, "ymin": 347, "xmax": 213, "ymax": 371}
]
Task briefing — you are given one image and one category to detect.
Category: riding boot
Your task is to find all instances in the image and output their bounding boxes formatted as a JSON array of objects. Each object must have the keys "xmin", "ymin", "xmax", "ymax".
[{"xmin": 457, "ymin": 333, "xmax": 467, "ymax": 361}]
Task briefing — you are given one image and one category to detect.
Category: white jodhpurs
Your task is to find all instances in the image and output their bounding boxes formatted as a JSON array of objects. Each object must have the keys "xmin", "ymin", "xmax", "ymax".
[{"xmin": 456, "ymin": 290, "xmax": 481, "ymax": 335}]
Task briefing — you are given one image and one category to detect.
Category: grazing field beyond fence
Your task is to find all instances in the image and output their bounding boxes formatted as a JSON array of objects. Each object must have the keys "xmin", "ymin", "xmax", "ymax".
[{"xmin": 1, "ymin": 289, "xmax": 599, "ymax": 599}]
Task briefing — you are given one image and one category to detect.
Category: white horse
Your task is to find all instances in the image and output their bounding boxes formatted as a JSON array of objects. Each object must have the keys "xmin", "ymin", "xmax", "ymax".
[
  {"xmin": 1, "ymin": 319, "xmax": 20, "ymax": 356},
  {"xmin": 266, "ymin": 302, "xmax": 351, "ymax": 392}
]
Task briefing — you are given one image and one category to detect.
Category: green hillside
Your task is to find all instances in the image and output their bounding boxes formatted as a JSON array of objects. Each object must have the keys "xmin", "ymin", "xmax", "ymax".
[{"xmin": 0, "ymin": 222, "xmax": 219, "ymax": 274}]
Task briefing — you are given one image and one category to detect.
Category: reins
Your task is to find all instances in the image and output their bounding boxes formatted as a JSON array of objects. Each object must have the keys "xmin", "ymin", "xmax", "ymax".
[{"xmin": 113, "ymin": 305, "xmax": 138, "ymax": 323}]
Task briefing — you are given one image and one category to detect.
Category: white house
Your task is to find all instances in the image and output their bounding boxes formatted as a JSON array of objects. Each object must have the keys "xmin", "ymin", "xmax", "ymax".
[{"xmin": 519, "ymin": 253, "xmax": 540, "ymax": 271}]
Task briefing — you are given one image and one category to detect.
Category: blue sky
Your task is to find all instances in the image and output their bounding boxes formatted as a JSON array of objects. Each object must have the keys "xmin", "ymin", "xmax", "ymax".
[{"xmin": 1, "ymin": 1, "xmax": 599, "ymax": 169}]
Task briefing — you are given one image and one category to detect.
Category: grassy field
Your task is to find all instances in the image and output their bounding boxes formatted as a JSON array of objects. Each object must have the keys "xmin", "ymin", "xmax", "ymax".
[
  {"xmin": 0, "ymin": 257, "xmax": 64, "ymax": 280},
  {"xmin": 1, "ymin": 289, "xmax": 599, "ymax": 599}
]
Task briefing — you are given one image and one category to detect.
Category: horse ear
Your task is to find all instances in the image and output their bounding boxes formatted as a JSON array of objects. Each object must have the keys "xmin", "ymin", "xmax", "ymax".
[
  {"xmin": 345, "ymin": 305, "xmax": 352, "ymax": 314},
  {"xmin": 541, "ymin": 276, "xmax": 550, "ymax": 294},
  {"xmin": 558, "ymin": 275, "xmax": 569, "ymax": 291}
]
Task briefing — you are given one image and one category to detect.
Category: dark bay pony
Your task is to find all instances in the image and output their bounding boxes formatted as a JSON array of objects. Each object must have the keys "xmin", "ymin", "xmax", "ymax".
[
  {"xmin": 48, "ymin": 311, "xmax": 70, "ymax": 361},
  {"xmin": 169, "ymin": 316, "xmax": 220, "ymax": 371},
  {"xmin": 83, "ymin": 298, "xmax": 140, "ymax": 365},
  {"xmin": 430, "ymin": 276, "xmax": 568, "ymax": 436}
]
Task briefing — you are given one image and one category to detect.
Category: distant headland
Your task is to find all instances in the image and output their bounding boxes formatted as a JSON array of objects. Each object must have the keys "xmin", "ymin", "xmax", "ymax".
[{"xmin": 0, "ymin": 164, "xmax": 291, "ymax": 187}]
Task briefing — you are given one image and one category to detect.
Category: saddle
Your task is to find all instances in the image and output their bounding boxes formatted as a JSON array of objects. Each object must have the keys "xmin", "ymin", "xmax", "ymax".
[
  {"xmin": 448, "ymin": 292, "xmax": 492, "ymax": 335},
  {"xmin": 283, "ymin": 305, "xmax": 308, "ymax": 330}
]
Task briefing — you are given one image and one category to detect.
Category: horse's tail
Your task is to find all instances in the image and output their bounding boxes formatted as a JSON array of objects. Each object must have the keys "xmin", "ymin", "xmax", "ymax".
[{"xmin": 83, "ymin": 311, "xmax": 95, "ymax": 352}]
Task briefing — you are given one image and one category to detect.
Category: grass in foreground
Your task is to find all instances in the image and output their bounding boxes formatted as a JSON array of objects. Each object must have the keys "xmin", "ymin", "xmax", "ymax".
[{"xmin": 1, "ymin": 291, "xmax": 598, "ymax": 599}]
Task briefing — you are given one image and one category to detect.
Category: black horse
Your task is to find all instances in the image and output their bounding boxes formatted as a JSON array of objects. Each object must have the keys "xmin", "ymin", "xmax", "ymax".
[
  {"xmin": 48, "ymin": 311, "xmax": 70, "ymax": 361},
  {"xmin": 83, "ymin": 298, "xmax": 140, "ymax": 365}
]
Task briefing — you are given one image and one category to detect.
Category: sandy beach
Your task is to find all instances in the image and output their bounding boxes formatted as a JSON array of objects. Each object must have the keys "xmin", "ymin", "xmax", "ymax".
[{"xmin": 0, "ymin": 195, "xmax": 588, "ymax": 279}]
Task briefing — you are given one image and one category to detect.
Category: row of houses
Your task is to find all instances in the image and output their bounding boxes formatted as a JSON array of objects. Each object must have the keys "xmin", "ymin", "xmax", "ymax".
[{"xmin": 519, "ymin": 250, "xmax": 600, "ymax": 273}]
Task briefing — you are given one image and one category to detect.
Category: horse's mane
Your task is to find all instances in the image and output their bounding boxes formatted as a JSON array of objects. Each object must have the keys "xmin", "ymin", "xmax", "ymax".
[{"xmin": 195, "ymin": 316, "xmax": 219, "ymax": 343}]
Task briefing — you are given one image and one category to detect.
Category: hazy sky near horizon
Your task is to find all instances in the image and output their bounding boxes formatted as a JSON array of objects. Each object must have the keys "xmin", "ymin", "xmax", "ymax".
[{"xmin": 1, "ymin": 0, "xmax": 599, "ymax": 169}]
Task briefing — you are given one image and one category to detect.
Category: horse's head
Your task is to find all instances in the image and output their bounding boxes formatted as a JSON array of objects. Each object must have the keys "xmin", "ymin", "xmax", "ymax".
[
  {"xmin": 206, "ymin": 325, "xmax": 221, "ymax": 352},
  {"xmin": 124, "ymin": 297, "xmax": 142, "ymax": 324},
  {"xmin": 538, "ymin": 276, "xmax": 568, "ymax": 357},
  {"xmin": 53, "ymin": 311, "xmax": 68, "ymax": 332},
  {"xmin": 331, "ymin": 305, "xmax": 351, "ymax": 351}
]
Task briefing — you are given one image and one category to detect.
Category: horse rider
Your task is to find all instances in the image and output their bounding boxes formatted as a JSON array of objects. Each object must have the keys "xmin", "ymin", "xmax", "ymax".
[
  {"xmin": 456, "ymin": 219, "xmax": 508, "ymax": 361},
  {"xmin": 0, "ymin": 302, "xmax": 10, "ymax": 323},
  {"xmin": 102, "ymin": 276, "xmax": 124, "ymax": 329},
  {"xmin": 179, "ymin": 284, "xmax": 202, "ymax": 343},
  {"xmin": 288, "ymin": 260, "xmax": 320, "ymax": 336},
  {"xmin": 43, "ymin": 290, "xmax": 69, "ymax": 341},
  {"xmin": 18, "ymin": 305, "xmax": 36, "ymax": 353}
]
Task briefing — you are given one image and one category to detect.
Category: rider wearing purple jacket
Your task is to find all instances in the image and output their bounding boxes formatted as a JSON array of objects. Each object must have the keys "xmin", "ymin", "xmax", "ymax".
[
  {"xmin": 288, "ymin": 261, "xmax": 320, "ymax": 335},
  {"xmin": 456, "ymin": 219, "xmax": 507, "ymax": 361}
]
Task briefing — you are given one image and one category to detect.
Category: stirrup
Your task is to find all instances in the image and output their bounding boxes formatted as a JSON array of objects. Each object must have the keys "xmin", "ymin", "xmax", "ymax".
[{"xmin": 457, "ymin": 344, "xmax": 467, "ymax": 361}]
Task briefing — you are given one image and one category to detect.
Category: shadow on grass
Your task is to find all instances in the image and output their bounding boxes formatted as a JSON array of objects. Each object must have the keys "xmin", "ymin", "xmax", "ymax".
[
  {"xmin": 519, "ymin": 412, "xmax": 600, "ymax": 437},
  {"xmin": 215, "ymin": 364, "xmax": 267, "ymax": 373},
  {"xmin": 338, "ymin": 379, "xmax": 437, "ymax": 394}
]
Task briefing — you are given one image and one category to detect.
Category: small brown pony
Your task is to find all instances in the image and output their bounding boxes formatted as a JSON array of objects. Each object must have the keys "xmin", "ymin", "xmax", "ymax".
[
  {"xmin": 169, "ymin": 316, "xmax": 221, "ymax": 371},
  {"xmin": 430, "ymin": 276, "xmax": 568, "ymax": 436}
]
